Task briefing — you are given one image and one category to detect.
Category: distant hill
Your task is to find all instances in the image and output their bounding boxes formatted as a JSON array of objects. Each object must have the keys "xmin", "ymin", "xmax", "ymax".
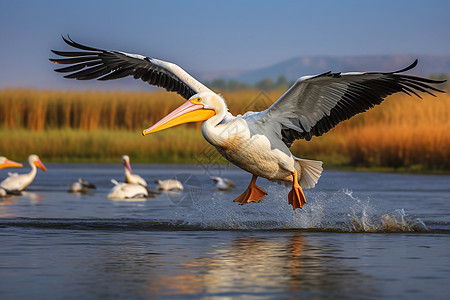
[{"xmin": 204, "ymin": 55, "xmax": 450, "ymax": 84}]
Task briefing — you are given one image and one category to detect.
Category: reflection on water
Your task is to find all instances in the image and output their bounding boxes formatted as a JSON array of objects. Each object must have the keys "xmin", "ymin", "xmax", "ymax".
[
  {"xmin": 144, "ymin": 234, "xmax": 375, "ymax": 297},
  {"xmin": 0, "ymin": 192, "xmax": 44, "ymax": 217},
  {"xmin": 2, "ymin": 226, "xmax": 449, "ymax": 299},
  {"xmin": 51, "ymin": 231, "xmax": 378, "ymax": 299}
]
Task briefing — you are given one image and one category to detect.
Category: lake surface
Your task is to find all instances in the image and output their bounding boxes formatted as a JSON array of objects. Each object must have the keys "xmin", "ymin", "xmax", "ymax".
[{"xmin": 0, "ymin": 164, "xmax": 449, "ymax": 299}]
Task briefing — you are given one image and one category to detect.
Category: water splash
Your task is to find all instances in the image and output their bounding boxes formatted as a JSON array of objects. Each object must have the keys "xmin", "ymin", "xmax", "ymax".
[
  {"xmin": 345, "ymin": 190, "xmax": 427, "ymax": 232},
  {"xmin": 173, "ymin": 186, "xmax": 429, "ymax": 232}
]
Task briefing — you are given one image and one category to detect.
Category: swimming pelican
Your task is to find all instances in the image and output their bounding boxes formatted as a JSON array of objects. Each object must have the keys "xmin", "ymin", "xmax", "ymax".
[
  {"xmin": 210, "ymin": 176, "xmax": 236, "ymax": 191},
  {"xmin": 122, "ymin": 155, "xmax": 147, "ymax": 186},
  {"xmin": 0, "ymin": 154, "xmax": 47, "ymax": 193},
  {"xmin": 107, "ymin": 179, "xmax": 148, "ymax": 200},
  {"xmin": 0, "ymin": 157, "xmax": 23, "ymax": 197},
  {"xmin": 155, "ymin": 179, "xmax": 184, "ymax": 192},
  {"xmin": 68, "ymin": 178, "xmax": 96, "ymax": 193},
  {"xmin": 51, "ymin": 36, "xmax": 445, "ymax": 209}
]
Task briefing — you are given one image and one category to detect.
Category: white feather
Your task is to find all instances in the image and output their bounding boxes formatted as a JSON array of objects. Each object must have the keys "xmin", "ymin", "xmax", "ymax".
[{"xmin": 107, "ymin": 179, "xmax": 148, "ymax": 200}]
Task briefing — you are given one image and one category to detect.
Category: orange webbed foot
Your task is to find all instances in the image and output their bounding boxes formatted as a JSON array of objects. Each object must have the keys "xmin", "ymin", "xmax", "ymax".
[
  {"xmin": 288, "ymin": 170, "xmax": 306, "ymax": 210},
  {"xmin": 233, "ymin": 175, "xmax": 267, "ymax": 205}
]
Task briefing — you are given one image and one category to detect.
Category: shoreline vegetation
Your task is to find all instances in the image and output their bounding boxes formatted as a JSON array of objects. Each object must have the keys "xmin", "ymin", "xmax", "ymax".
[{"xmin": 0, "ymin": 88, "xmax": 449, "ymax": 173}]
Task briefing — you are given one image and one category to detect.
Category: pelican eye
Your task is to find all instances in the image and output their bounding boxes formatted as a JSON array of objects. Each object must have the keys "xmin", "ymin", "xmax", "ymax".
[{"xmin": 192, "ymin": 97, "xmax": 201, "ymax": 103}]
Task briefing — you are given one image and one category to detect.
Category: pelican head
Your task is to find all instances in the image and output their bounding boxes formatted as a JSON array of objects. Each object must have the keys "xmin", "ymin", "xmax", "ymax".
[
  {"xmin": 122, "ymin": 155, "xmax": 132, "ymax": 173},
  {"xmin": 142, "ymin": 92, "xmax": 224, "ymax": 135},
  {"xmin": 29, "ymin": 154, "xmax": 47, "ymax": 172},
  {"xmin": 0, "ymin": 156, "xmax": 23, "ymax": 170}
]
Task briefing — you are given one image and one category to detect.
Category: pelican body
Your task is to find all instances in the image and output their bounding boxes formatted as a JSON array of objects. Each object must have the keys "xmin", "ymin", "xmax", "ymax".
[
  {"xmin": 0, "ymin": 154, "xmax": 47, "ymax": 193},
  {"xmin": 51, "ymin": 36, "xmax": 445, "ymax": 210},
  {"xmin": 0, "ymin": 156, "xmax": 23, "ymax": 196},
  {"xmin": 155, "ymin": 179, "xmax": 184, "ymax": 192},
  {"xmin": 122, "ymin": 155, "xmax": 147, "ymax": 187},
  {"xmin": 107, "ymin": 179, "xmax": 148, "ymax": 200}
]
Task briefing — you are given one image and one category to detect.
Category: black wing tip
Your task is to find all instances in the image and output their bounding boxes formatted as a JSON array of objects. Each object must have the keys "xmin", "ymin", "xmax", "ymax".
[
  {"xmin": 62, "ymin": 34, "xmax": 78, "ymax": 47},
  {"xmin": 61, "ymin": 34, "xmax": 74, "ymax": 47},
  {"xmin": 432, "ymin": 78, "xmax": 447, "ymax": 84},
  {"xmin": 50, "ymin": 35, "xmax": 75, "ymax": 58},
  {"xmin": 376, "ymin": 59, "xmax": 418, "ymax": 75},
  {"xmin": 49, "ymin": 35, "xmax": 71, "ymax": 61},
  {"xmin": 397, "ymin": 59, "xmax": 418, "ymax": 73},
  {"xmin": 55, "ymin": 34, "xmax": 104, "ymax": 53}
]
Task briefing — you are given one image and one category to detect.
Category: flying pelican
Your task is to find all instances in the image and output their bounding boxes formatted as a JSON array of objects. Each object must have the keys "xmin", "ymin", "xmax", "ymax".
[
  {"xmin": 107, "ymin": 179, "xmax": 148, "ymax": 200},
  {"xmin": 0, "ymin": 156, "xmax": 23, "ymax": 197},
  {"xmin": 122, "ymin": 155, "xmax": 147, "ymax": 186},
  {"xmin": 155, "ymin": 179, "xmax": 184, "ymax": 192},
  {"xmin": 50, "ymin": 36, "xmax": 445, "ymax": 209},
  {"xmin": 68, "ymin": 178, "xmax": 96, "ymax": 193},
  {"xmin": 0, "ymin": 154, "xmax": 47, "ymax": 193},
  {"xmin": 210, "ymin": 176, "xmax": 236, "ymax": 191}
]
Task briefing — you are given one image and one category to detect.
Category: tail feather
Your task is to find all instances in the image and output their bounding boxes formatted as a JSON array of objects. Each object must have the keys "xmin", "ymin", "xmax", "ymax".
[{"xmin": 295, "ymin": 158, "xmax": 323, "ymax": 189}]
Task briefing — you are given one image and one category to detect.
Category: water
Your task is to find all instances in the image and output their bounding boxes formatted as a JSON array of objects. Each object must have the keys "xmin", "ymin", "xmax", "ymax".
[{"xmin": 0, "ymin": 164, "xmax": 449, "ymax": 299}]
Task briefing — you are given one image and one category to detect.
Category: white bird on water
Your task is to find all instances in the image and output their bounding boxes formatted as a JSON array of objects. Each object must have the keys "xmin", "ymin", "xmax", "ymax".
[
  {"xmin": 210, "ymin": 176, "xmax": 236, "ymax": 191},
  {"xmin": 155, "ymin": 179, "xmax": 184, "ymax": 192},
  {"xmin": 0, "ymin": 154, "xmax": 47, "ymax": 194},
  {"xmin": 51, "ymin": 36, "xmax": 445, "ymax": 210},
  {"xmin": 107, "ymin": 179, "xmax": 148, "ymax": 200},
  {"xmin": 122, "ymin": 155, "xmax": 147, "ymax": 187},
  {"xmin": 0, "ymin": 156, "xmax": 23, "ymax": 197},
  {"xmin": 68, "ymin": 178, "xmax": 96, "ymax": 193}
]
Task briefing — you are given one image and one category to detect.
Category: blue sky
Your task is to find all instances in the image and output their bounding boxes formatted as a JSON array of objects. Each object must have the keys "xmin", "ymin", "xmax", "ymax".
[{"xmin": 1, "ymin": 0, "xmax": 449, "ymax": 90}]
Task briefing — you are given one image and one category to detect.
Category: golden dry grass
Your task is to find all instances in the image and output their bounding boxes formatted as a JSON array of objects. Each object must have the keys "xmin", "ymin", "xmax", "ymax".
[
  {"xmin": 0, "ymin": 128, "xmax": 211, "ymax": 164},
  {"xmin": 338, "ymin": 93, "xmax": 450, "ymax": 169},
  {"xmin": 0, "ymin": 88, "xmax": 277, "ymax": 131},
  {"xmin": 0, "ymin": 88, "xmax": 448, "ymax": 170}
]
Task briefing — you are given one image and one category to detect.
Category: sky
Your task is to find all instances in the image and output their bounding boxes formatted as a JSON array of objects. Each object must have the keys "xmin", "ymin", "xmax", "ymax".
[{"xmin": 1, "ymin": 0, "xmax": 449, "ymax": 90}]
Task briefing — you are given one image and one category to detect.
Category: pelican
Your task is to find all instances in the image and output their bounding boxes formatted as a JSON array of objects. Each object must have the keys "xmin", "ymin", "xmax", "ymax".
[
  {"xmin": 0, "ymin": 154, "xmax": 47, "ymax": 193},
  {"xmin": 51, "ymin": 36, "xmax": 445, "ymax": 209},
  {"xmin": 107, "ymin": 179, "xmax": 148, "ymax": 200},
  {"xmin": 0, "ymin": 156, "xmax": 23, "ymax": 197},
  {"xmin": 211, "ymin": 176, "xmax": 236, "ymax": 191},
  {"xmin": 155, "ymin": 179, "xmax": 184, "ymax": 192},
  {"xmin": 68, "ymin": 178, "xmax": 96, "ymax": 193},
  {"xmin": 122, "ymin": 155, "xmax": 147, "ymax": 186}
]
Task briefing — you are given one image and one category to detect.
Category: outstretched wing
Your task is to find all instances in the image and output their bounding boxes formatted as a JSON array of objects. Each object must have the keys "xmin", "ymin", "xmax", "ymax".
[
  {"xmin": 261, "ymin": 60, "xmax": 446, "ymax": 146},
  {"xmin": 50, "ymin": 36, "xmax": 212, "ymax": 100}
]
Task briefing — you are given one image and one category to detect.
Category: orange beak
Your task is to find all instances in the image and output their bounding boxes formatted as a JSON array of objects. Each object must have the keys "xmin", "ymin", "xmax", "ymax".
[
  {"xmin": 123, "ymin": 158, "xmax": 132, "ymax": 173},
  {"xmin": 0, "ymin": 158, "xmax": 23, "ymax": 170},
  {"xmin": 33, "ymin": 158, "xmax": 47, "ymax": 172},
  {"xmin": 142, "ymin": 100, "xmax": 216, "ymax": 135}
]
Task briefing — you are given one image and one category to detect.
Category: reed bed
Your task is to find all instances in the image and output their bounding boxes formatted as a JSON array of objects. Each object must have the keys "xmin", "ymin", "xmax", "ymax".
[
  {"xmin": 0, "ymin": 128, "xmax": 211, "ymax": 164},
  {"xmin": 0, "ymin": 88, "xmax": 276, "ymax": 131},
  {"xmin": 340, "ymin": 93, "xmax": 450, "ymax": 170},
  {"xmin": 0, "ymin": 88, "xmax": 448, "ymax": 171}
]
